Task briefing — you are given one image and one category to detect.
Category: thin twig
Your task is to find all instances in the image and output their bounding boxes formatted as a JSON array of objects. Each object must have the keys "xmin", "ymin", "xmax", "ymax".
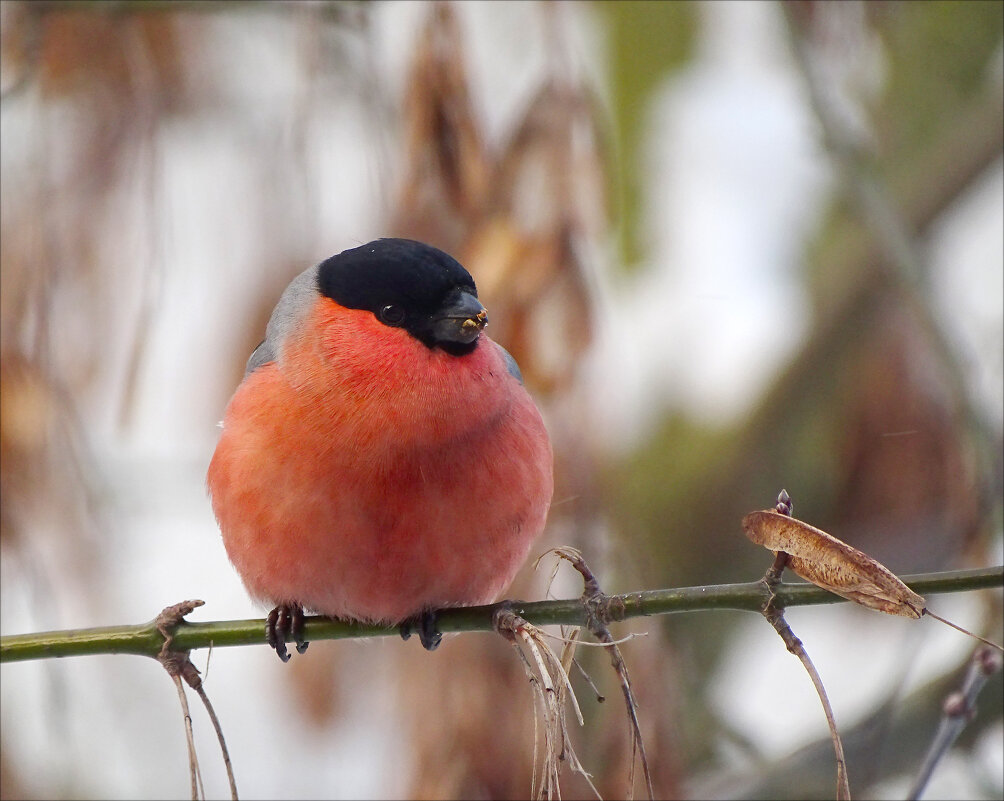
[
  {"xmin": 506, "ymin": 630, "xmax": 545, "ymax": 800},
  {"xmin": 906, "ymin": 646, "xmax": 1004, "ymax": 800},
  {"xmin": 553, "ymin": 547, "xmax": 655, "ymax": 801},
  {"xmin": 155, "ymin": 600, "xmax": 238, "ymax": 801},
  {"xmin": 571, "ymin": 655, "xmax": 606, "ymax": 703},
  {"xmin": 923, "ymin": 610, "xmax": 1004, "ymax": 652},
  {"xmin": 156, "ymin": 601, "xmax": 207, "ymax": 801},
  {"xmin": 761, "ymin": 490, "xmax": 850, "ymax": 800},
  {"xmin": 170, "ymin": 672, "xmax": 203, "ymax": 801},
  {"xmin": 761, "ymin": 590, "xmax": 851, "ymax": 800},
  {"xmin": 494, "ymin": 606, "xmax": 601, "ymax": 801},
  {"xmin": 192, "ymin": 682, "xmax": 239, "ymax": 801}
]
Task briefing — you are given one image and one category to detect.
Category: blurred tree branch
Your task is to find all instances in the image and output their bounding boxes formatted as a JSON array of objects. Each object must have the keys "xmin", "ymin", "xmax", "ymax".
[
  {"xmin": 743, "ymin": 6, "xmax": 1004, "ymax": 458},
  {"xmin": 782, "ymin": 1, "xmax": 1003, "ymax": 460},
  {"xmin": 2, "ymin": 566, "xmax": 1000, "ymax": 663},
  {"xmin": 620, "ymin": 5, "xmax": 1004, "ymax": 593},
  {"xmin": 907, "ymin": 645, "xmax": 1003, "ymax": 800},
  {"xmin": 694, "ymin": 635, "xmax": 1004, "ymax": 801}
]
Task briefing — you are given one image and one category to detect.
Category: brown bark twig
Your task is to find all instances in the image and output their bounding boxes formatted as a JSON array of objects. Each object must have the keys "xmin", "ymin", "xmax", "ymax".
[
  {"xmin": 550, "ymin": 547, "xmax": 656, "ymax": 801},
  {"xmin": 156, "ymin": 600, "xmax": 239, "ymax": 801},
  {"xmin": 759, "ymin": 491, "xmax": 851, "ymax": 800}
]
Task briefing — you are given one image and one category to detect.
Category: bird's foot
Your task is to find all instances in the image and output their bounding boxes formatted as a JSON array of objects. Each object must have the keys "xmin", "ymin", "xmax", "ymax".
[
  {"xmin": 399, "ymin": 609, "xmax": 442, "ymax": 651},
  {"xmin": 265, "ymin": 602, "xmax": 310, "ymax": 662}
]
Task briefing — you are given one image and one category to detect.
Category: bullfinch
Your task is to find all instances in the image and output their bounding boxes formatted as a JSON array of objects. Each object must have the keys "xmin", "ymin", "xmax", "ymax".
[{"xmin": 207, "ymin": 238, "xmax": 554, "ymax": 660}]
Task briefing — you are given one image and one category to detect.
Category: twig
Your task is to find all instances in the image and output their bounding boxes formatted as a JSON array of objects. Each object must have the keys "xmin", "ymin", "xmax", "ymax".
[
  {"xmin": 906, "ymin": 646, "xmax": 1004, "ymax": 800},
  {"xmin": 157, "ymin": 602, "xmax": 208, "ymax": 801},
  {"xmin": 2, "ymin": 567, "xmax": 1001, "ymax": 663},
  {"xmin": 504, "ymin": 627, "xmax": 546, "ymax": 800},
  {"xmin": 192, "ymin": 682, "xmax": 239, "ymax": 801},
  {"xmin": 760, "ymin": 491, "xmax": 851, "ymax": 800},
  {"xmin": 571, "ymin": 655, "xmax": 606, "ymax": 703},
  {"xmin": 155, "ymin": 600, "xmax": 239, "ymax": 801},
  {"xmin": 494, "ymin": 606, "xmax": 600, "ymax": 801},
  {"xmin": 552, "ymin": 547, "xmax": 655, "ymax": 801},
  {"xmin": 923, "ymin": 610, "xmax": 1003, "ymax": 653},
  {"xmin": 170, "ymin": 672, "xmax": 203, "ymax": 801},
  {"xmin": 761, "ymin": 573, "xmax": 851, "ymax": 800}
]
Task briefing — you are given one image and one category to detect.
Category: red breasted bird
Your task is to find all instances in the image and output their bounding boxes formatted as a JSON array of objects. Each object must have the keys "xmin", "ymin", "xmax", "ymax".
[{"xmin": 207, "ymin": 239, "xmax": 554, "ymax": 660}]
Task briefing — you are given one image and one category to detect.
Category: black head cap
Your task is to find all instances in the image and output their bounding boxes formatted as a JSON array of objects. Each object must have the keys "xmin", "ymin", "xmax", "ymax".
[{"xmin": 316, "ymin": 238, "xmax": 484, "ymax": 355}]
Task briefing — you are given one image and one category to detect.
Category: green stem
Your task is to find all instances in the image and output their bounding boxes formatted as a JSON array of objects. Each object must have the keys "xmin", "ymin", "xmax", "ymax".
[{"xmin": 2, "ymin": 567, "xmax": 1000, "ymax": 664}]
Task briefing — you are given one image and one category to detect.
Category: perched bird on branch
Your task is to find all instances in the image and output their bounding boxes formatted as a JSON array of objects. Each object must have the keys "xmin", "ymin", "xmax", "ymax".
[{"xmin": 207, "ymin": 238, "xmax": 553, "ymax": 660}]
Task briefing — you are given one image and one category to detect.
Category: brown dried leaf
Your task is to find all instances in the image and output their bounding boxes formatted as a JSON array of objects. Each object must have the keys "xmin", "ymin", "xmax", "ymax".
[
  {"xmin": 393, "ymin": 2, "xmax": 492, "ymax": 250},
  {"xmin": 491, "ymin": 77, "xmax": 608, "ymax": 245},
  {"xmin": 462, "ymin": 75, "xmax": 606, "ymax": 393},
  {"xmin": 742, "ymin": 509, "xmax": 926, "ymax": 618}
]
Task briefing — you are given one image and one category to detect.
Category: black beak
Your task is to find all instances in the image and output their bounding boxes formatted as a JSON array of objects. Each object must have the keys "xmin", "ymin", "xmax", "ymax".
[{"xmin": 430, "ymin": 287, "xmax": 487, "ymax": 347}]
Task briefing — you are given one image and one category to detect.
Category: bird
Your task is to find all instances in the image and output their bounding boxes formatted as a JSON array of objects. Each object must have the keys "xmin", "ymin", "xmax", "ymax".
[{"xmin": 207, "ymin": 238, "xmax": 554, "ymax": 660}]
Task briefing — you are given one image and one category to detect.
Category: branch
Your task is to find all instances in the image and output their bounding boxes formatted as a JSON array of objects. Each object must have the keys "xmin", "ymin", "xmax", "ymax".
[
  {"xmin": 906, "ymin": 645, "xmax": 1004, "ymax": 800},
  {"xmin": 781, "ymin": 2, "xmax": 1003, "ymax": 468},
  {"xmin": 688, "ymin": 642, "xmax": 1004, "ymax": 800},
  {"xmin": 2, "ymin": 567, "xmax": 1000, "ymax": 664},
  {"xmin": 757, "ymin": 498, "xmax": 850, "ymax": 800}
]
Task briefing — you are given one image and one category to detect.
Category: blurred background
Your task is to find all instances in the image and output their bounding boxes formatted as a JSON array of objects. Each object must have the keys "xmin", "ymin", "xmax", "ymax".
[{"xmin": 1, "ymin": 1, "xmax": 1001, "ymax": 798}]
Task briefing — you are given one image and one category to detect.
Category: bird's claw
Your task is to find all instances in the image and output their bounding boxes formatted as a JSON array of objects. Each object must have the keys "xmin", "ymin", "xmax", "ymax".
[
  {"xmin": 266, "ymin": 603, "xmax": 309, "ymax": 662},
  {"xmin": 399, "ymin": 609, "xmax": 442, "ymax": 651}
]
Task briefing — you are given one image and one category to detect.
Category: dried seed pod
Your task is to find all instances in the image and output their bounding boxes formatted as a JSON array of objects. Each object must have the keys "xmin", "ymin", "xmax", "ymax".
[{"xmin": 742, "ymin": 509, "xmax": 926, "ymax": 618}]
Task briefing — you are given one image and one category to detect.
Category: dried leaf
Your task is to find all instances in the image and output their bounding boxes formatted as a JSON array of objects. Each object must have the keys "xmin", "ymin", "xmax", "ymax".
[
  {"xmin": 464, "ymin": 76, "xmax": 606, "ymax": 393},
  {"xmin": 393, "ymin": 2, "xmax": 491, "ymax": 249},
  {"xmin": 742, "ymin": 509, "xmax": 926, "ymax": 618}
]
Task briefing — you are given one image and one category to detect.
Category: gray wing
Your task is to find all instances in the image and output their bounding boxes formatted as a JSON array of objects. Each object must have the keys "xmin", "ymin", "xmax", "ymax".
[
  {"xmin": 497, "ymin": 343, "xmax": 524, "ymax": 385},
  {"xmin": 245, "ymin": 264, "xmax": 320, "ymax": 377}
]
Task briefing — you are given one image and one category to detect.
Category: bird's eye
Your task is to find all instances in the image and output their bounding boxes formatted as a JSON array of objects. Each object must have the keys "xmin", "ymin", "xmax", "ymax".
[{"xmin": 379, "ymin": 304, "xmax": 406, "ymax": 326}]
